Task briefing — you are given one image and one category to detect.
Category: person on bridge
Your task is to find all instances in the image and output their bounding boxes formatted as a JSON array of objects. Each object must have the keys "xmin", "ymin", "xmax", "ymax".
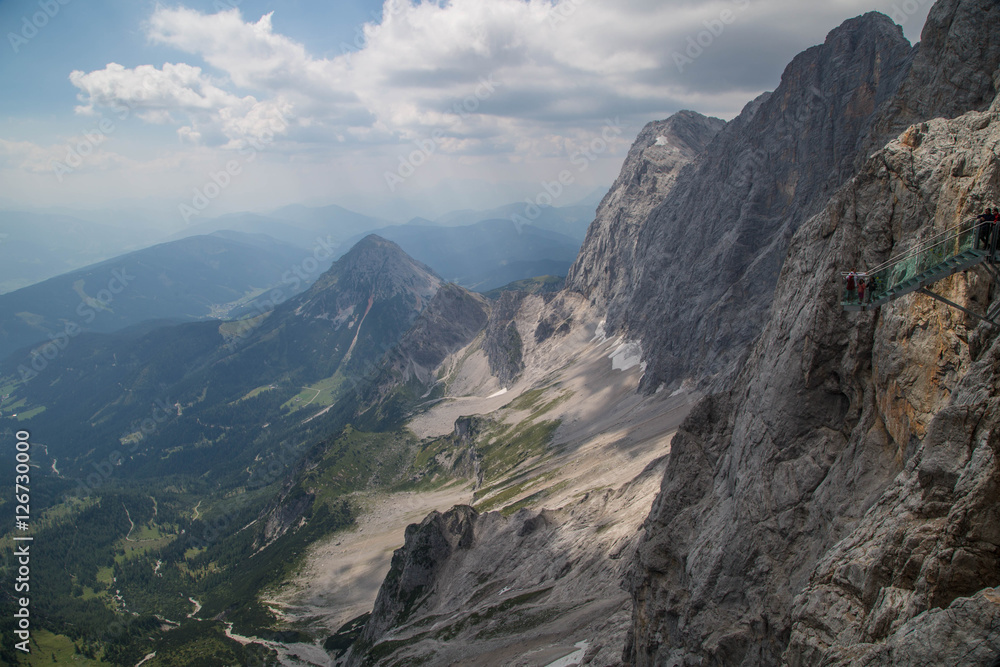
[
  {"xmin": 989, "ymin": 208, "xmax": 999, "ymax": 255},
  {"xmin": 978, "ymin": 207, "xmax": 996, "ymax": 250}
]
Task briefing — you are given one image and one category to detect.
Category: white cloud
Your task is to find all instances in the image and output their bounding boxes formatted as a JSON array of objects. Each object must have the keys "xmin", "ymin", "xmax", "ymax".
[
  {"xmin": 70, "ymin": 62, "xmax": 241, "ymax": 115},
  {"xmin": 51, "ymin": 0, "xmax": 931, "ymax": 212},
  {"xmin": 71, "ymin": 1, "xmax": 930, "ymax": 150}
]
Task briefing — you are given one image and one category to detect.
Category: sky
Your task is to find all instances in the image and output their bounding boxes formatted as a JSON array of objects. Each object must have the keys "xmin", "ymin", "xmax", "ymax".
[{"xmin": 0, "ymin": 0, "xmax": 933, "ymax": 227}]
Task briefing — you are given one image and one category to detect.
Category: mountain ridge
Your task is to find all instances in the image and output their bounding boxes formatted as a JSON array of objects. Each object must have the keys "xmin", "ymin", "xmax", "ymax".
[
  {"xmin": 625, "ymin": 1, "xmax": 1000, "ymax": 663},
  {"xmin": 592, "ymin": 11, "xmax": 915, "ymax": 392}
]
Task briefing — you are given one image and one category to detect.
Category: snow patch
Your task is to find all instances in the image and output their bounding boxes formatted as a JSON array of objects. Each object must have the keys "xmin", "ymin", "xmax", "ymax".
[
  {"xmin": 654, "ymin": 135, "xmax": 670, "ymax": 146},
  {"xmin": 610, "ymin": 341, "xmax": 643, "ymax": 371},
  {"xmin": 487, "ymin": 388, "xmax": 509, "ymax": 399},
  {"xmin": 544, "ymin": 641, "xmax": 590, "ymax": 667}
]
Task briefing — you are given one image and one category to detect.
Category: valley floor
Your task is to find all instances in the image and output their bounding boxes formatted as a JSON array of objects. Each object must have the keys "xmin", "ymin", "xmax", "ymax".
[{"xmin": 270, "ymin": 302, "xmax": 697, "ymax": 665}]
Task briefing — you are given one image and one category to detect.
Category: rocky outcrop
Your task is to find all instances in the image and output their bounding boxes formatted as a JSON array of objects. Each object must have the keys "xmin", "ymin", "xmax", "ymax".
[
  {"xmin": 566, "ymin": 110, "xmax": 725, "ymax": 311},
  {"xmin": 612, "ymin": 13, "xmax": 914, "ymax": 392},
  {"xmin": 626, "ymin": 6, "xmax": 1000, "ymax": 663},
  {"xmin": 357, "ymin": 505, "xmax": 479, "ymax": 645},
  {"xmin": 482, "ymin": 291, "xmax": 528, "ymax": 387},
  {"xmin": 344, "ymin": 455, "xmax": 670, "ymax": 667}
]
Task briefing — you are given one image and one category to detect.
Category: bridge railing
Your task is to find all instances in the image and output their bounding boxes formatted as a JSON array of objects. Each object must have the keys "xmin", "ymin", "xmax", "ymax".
[{"xmin": 842, "ymin": 217, "xmax": 990, "ymax": 307}]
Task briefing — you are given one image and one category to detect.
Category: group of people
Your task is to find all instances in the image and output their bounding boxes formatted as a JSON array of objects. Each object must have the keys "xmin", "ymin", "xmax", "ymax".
[
  {"xmin": 977, "ymin": 207, "xmax": 998, "ymax": 252},
  {"xmin": 844, "ymin": 270, "xmax": 874, "ymax": 304}
]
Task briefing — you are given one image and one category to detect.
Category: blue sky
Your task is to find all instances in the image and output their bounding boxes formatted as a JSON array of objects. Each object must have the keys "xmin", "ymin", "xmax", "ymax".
[{"xmin": 0, "ymin": 0, "xmax": 932, "ymax": 226}]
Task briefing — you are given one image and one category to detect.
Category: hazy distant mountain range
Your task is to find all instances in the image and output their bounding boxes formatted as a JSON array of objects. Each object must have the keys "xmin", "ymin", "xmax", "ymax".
[
  {"xmin": 0, "ymin": 232, "xmax": 311, "ymax": 363},
  {"xmin": 340, "ymin": 218, "xmax": 581, "ymax": 291},
  {"xmin": 0, "ymin": 201, "xmax": 592, "ymax": 362},
  {"xmin": 0, "ymin": 210, "xmax": 162, "ymax": 293}
]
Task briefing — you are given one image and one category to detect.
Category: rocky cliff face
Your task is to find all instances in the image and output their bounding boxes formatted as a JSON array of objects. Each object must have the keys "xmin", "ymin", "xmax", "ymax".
[
  {"xmin": 868, "ymin": 0, "xmax": 1000, "ymax": 148},
  {"xmin": 482, "ymin": 291, "xmax": 529, "ymax": 388},
  {"xmin": 610, "ymin": 13, "xmax": 914, "ymax": 392},
  {"xmin": 626, "ymin": 2, "xmax": 1000, "ymax": 663},
  {"xmin": 566, "ymin": 110, "xmax": 725, "ymax": 311},
  {"xmin": 344, "ymin": 455, "xmax": 672, "ymax": 667},
  {"xmin": 782, "ymin": 102, "xmax": 1000, "ymax": 667},
  {"xmin": 358, "ymin": 505, "xmax": 479, "ymax": 646}
]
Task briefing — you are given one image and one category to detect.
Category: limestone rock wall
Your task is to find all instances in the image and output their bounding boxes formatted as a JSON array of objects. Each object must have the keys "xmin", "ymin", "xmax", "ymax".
[
  {"xmin": 566, "ymin": 110, "xmax": 725, "ymax": 312},
  {"xmin": 621, "ymin": 12, "xmax": 915, "ymax": 392},
  {"xmin": 627, "ymin": 53, "xmax": 1000, "ymax": 667}
]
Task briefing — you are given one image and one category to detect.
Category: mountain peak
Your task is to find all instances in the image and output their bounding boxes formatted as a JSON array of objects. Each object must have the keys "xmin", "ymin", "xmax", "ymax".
[
  {"xmin": 353, "ymin": 233, "xmax": 398, "ymax": 250},
  {"xmin": 609, "ymin": 8, "xmax": 914, "ymax": 392},
  {"xmin": 566, "ymin": 109, "xmax": 725, "ymax": 308},
  {"xmin": 337, "ymin": 234, "xmax": 440, "ymax": 281},
  {"xmin": 295, "ymin": 234, "xmax": 442, "ymax": 321}
]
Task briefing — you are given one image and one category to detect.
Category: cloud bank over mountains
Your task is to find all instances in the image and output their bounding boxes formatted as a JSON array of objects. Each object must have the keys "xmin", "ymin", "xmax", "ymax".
[{"xmin": 1, "ymin": 0, "xmax": 931, "ymax": 218}]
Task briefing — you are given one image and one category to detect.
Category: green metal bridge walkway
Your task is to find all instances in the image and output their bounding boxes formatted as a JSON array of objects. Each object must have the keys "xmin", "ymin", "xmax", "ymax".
[{"xmin": 841, "ymin": 216, "xmax": 1000, "ymax": 327}]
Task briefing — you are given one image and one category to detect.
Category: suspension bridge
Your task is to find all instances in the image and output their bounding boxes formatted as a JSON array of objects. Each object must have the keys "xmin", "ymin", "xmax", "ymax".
[{"xmin": 841, "ymin": 216, "xmax": 1000, "ymax": 327}]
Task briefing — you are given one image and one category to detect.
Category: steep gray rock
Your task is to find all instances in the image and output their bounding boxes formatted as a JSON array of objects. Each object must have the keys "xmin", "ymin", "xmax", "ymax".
[
  {"xmin": 626, "ymin": 6, "xmax": 1000, "ymax": 662},
  {"xmin": 566, "ymin": 110, "xmax": 725, "ymax": 311},
  {"xmin": 618, "ymin": 12, "xmax": 914, "ymax": 392},
  {"xmin": 868, "ymin": 0, "xmax": 1000, "ymax": 149},
  {"xmin": 343, "ymin": 456, "xmax": 670, "ymax": 667},
  {"xmin": 482, "ymin": 291, "xmax": 528, "ymax": 387},
  {"xmin": 356, "ymin": 505, "xmax": 479, "ymax": 646}
]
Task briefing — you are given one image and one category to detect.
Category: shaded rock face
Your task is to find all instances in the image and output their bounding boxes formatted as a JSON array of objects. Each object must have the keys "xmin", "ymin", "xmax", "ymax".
[
  {"xmin": 611, "ymin": 13, "xmax": 914, "ymax": 393},
  {"xmin": 391, "ymin": 284, "xmax": 490, "ymax": 378},
  {"xmin": 255, "ymin": 485, "xmax": 315, "ymax": 551},
  {"xmin": 566, "ymin": 110, "xmax": 726, "ymax": 311},
  {"xmin": 358, "ymin": 505, "xmax": 479, "ymax": 645},
  {"xmin": 482, "ymin": 291, "xmax": 528, "ymax": 387},
  {"xmin": 357, "ymin": 283, "xmax": 490, "ymax": 417},
  {"xmin": 346, "ymin": 458, "xmax": 670, "ymax": 667},
  {"xmin": 868, "ymin": 0, "xmax": 1000, "ymax": 149},
  {"xmin": 626, "ymin": 21, "xmax": 1000, "ymax": 667}
]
